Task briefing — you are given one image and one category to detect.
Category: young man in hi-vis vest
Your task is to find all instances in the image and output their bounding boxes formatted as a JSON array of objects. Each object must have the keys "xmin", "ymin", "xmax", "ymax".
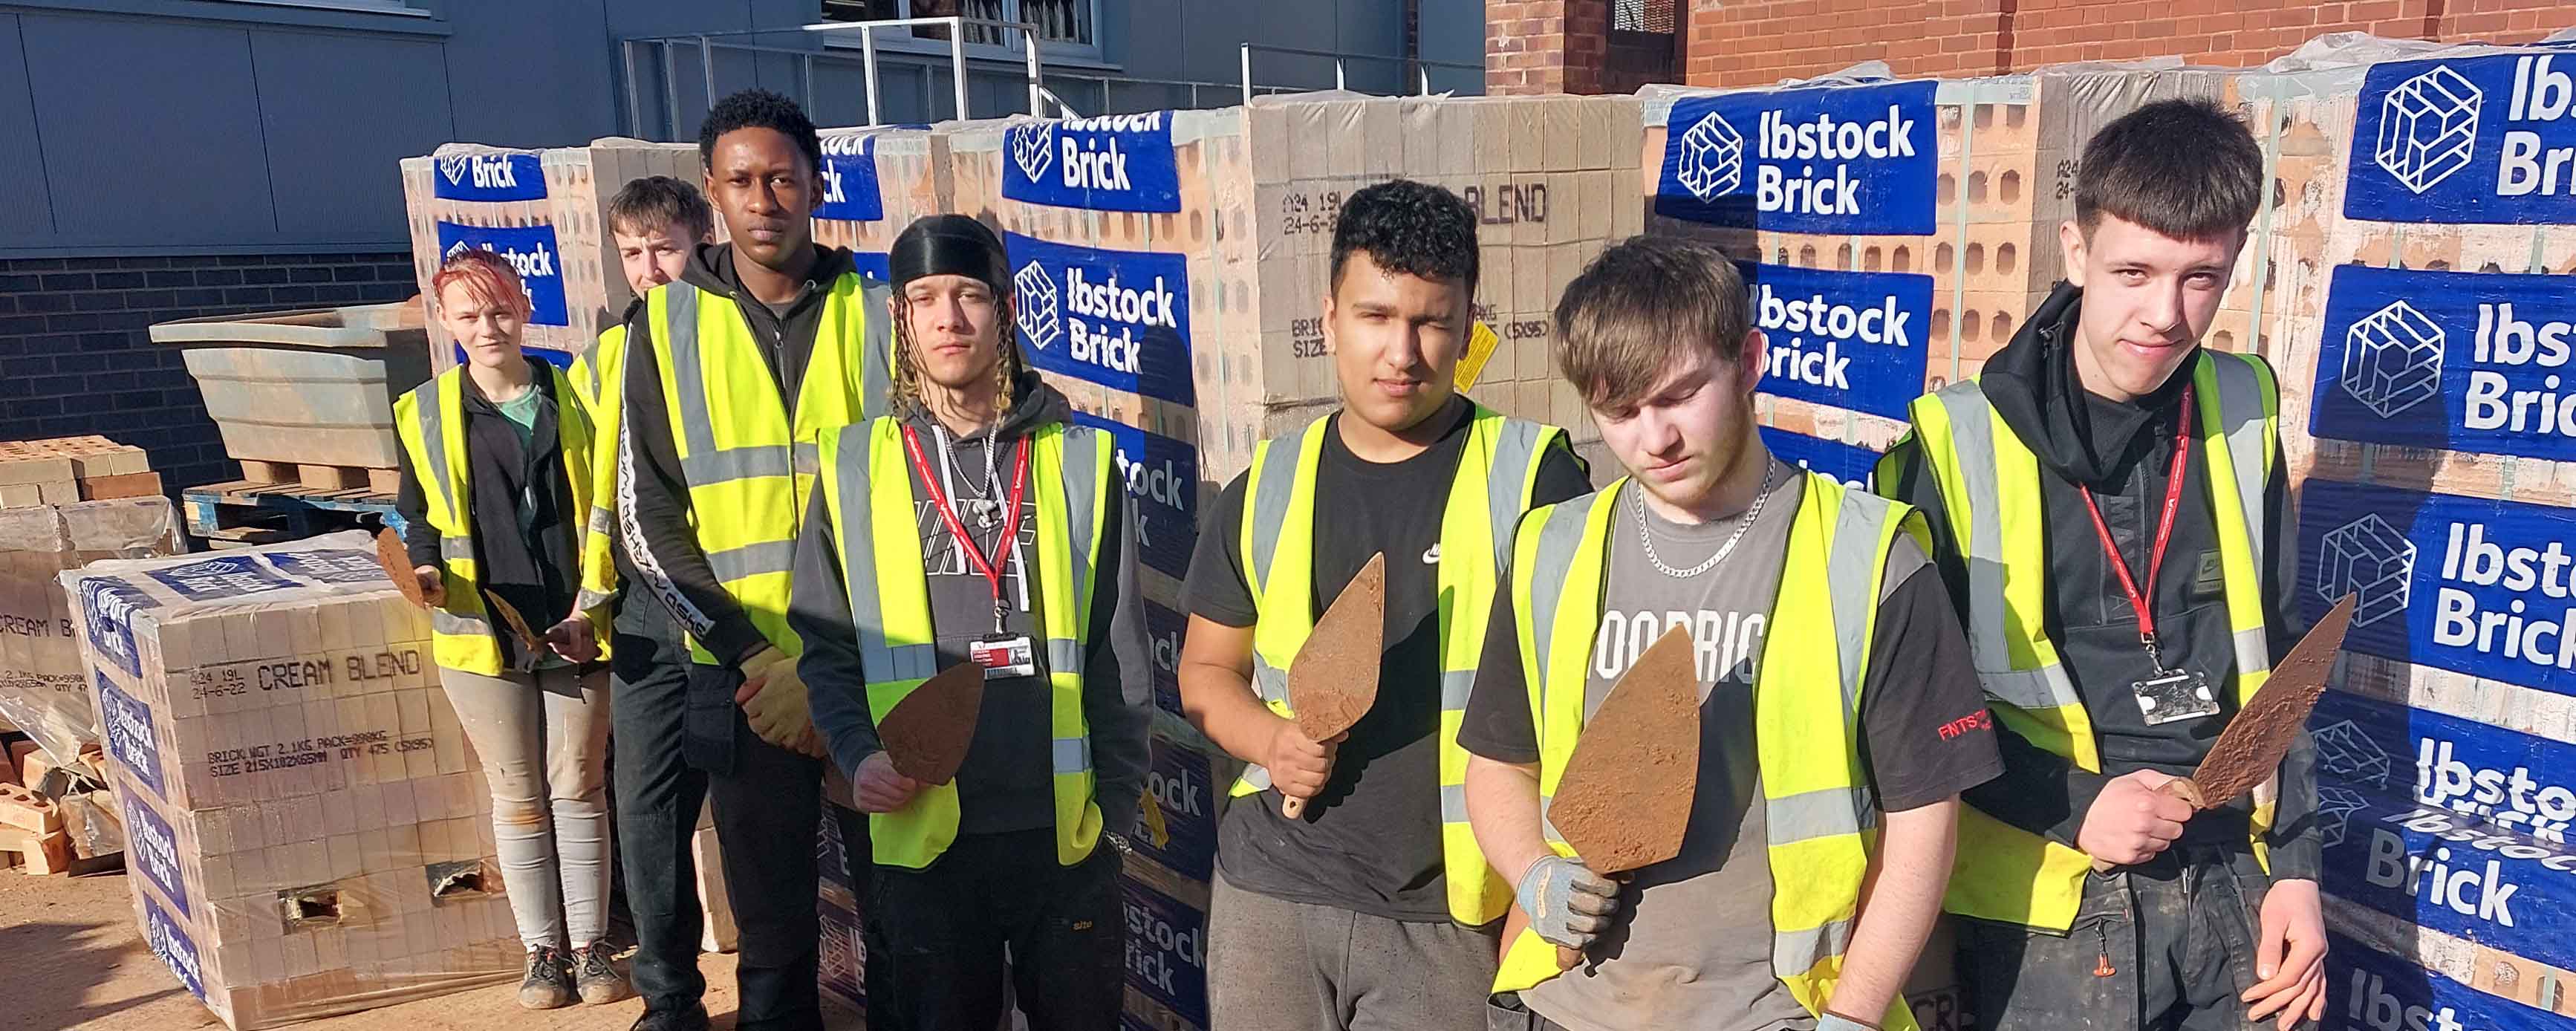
[
  {"xmin": 614, "ymin": 89, "xmax": 891, "ymax": 1031},
  {"xmin": 1877, "ymin": 100, "xmax": 2327, "ymax": 1031},
  {"xmin": 1180, "ymin": 180, "xmax": 1593, "ymax": 1030},
  {"xmin": 1462, "ymin": 237, "xmax": 2000, "ymax": 1031},
  {"xmin": 790, "ymin": 214, "xmax": 1152, "ymax": 1031}
]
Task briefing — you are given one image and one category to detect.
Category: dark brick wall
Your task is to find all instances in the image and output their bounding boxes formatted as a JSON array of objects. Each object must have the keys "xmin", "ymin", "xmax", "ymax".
[{"xmin": 0, "ymin": 252, "xmax": 415, "ymax": 492}]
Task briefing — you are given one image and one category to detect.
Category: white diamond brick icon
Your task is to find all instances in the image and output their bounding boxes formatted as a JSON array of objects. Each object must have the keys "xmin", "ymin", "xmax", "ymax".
[
  {"xmin": 2376, "ymin": 65, "xmax": 2481, "ymax": 195},
  {"xmin": 2319, "ymin": 513, "xmax": 2416, "ymax": 628},
  {"xmin": 2312, "ymin": 720, "xmax": 2394, "ymax": 790},
  {"xmin": 2315, "ymin": 785, "xmax": 2373, "ymax": 847},
  {"xmin": 1676, "ymin": 111, "xmax": 1745, "ymax": 201},
  {"xmin": 1011, "ymin": 123, "xmax": 1056, "ymax": 183},
  {"xmin": 2341, "ymin": 299, "xmax": 2445, "ymax": 417},
  {"xmin": 1013, "ymin": 261, "xmax": 1061, "ymax": 351},
  {"xmin": 438, "ymin": 153, "xmax": 472, "ymax": 186}
]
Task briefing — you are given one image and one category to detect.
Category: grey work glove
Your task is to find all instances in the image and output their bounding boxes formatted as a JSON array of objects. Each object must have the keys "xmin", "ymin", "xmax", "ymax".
[{"xmin": 1515, "ymin": 854, "xmax": 1620, "ymax": 949}]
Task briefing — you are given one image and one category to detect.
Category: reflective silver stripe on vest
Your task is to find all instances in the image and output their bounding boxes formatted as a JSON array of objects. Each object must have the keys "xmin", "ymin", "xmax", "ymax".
[
  {"xmin": 1047, "ymin": 637, "xmax": 1083, "ymax": 675},
  {"xmin": 1767, "ymin": 784, "xmax": 1878, "ymax": 846},
  {"xmin": 439, "ymin": 537, "xmax": 475, "ymax": 562},
  {"xmin": 706, "ymin": 539, "xmax": 795, "ymax": 583},
  {"xmin": 662, "ymin": 283, "xmax": 720, "ymax": 462},
  {"xmin": 415, "ymin": 383, "xmax": 459, "ymax": 530},
  {"xmin": 1250, "ymin": 657, "xmax": 1288, "ymax": 704},
  {"xmin": 1248, "ymin": 438, "xmax": 1299, "ymax": 594},
  {"xmin": 861, "ymin": 280, "xmax": 895, "ymax": 421},
  {"xmin": 574, "ymin": 588, "xmax": 615, "ymax": 612},
  {"xmin": 1525, "ymin": 490, "xmax": 1607, "ymax": 715},
  {"xmin": 2208, "ymin": 354, "xmax": 2270, "ymax": 578},
  {"xmin": 1440, "ymin": 669, "xmax": 1475, "ymax": 714},
  {"xmin": 1482, "ymin": 419, "xmax": 1549, "ymax": 567},
  {"xmin": 837, "ymin": 426, "xmax": 940, "ymax": 683},
  {"xmin": 682, "ymin": 444, "xmax": 793, "ymax": 487},
  {"xmin": 795, "ymin": 440, "xmax": 820, "ymax": 477},
  {"xmin": 1441, "ymin": 782, "xmax": 1470, "ymax": 824},
  {"xmin": 586, "ymin": 504, "xmax": 615, "ymax": 538},
  {"xmin": 1774, "ymin": 915, "xmax": 1855, "ymax": 977},
  {"xmin": 1061, "ymin": 428, "xmax": 1103, "ymax": 611},
  {"xmin": 1055, "ymin": 735, "xmax": 1092, "ymax": 775},
  {"xmin": 1934, "ymin": 383, "xmax": 2084, "ymax": 714},
  {"xmin": 1827, "ymin": 489, "xmax": 1888, "ymax": 715},
  {"xmin": 2236, "ymin": 626, "xmax": 2271, "ymax": 679},
  {"xmin": 431, "ymin": 608, "xmax": 491, "ymax": 636}
]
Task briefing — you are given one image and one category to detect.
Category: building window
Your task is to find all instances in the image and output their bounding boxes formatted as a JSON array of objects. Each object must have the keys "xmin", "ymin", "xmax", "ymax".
[
  {"xmin": 821, "ymin": 0, "xmax": 1096, "ymax": 50},
  {"xmin": 1613, "ymin": 0, "xmax": 1675, "ymax": 33}
]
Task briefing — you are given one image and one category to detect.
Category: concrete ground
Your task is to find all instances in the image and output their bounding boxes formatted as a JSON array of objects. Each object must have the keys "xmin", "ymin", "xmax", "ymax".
[{"xmin": 0, "ymin": 867, "xmax": 862, "ymax": 1030}]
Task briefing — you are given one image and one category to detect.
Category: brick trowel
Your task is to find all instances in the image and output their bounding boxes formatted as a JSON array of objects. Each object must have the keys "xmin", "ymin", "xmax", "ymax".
[
  {"xmin": 1546, "ymin": 624, "xmax": 1701, "ymax": 970},
  {"xmin": 2089, "ymin": 592, "xmax": 2357, "ymax": 871},
  {"xmin": 877, "ymin": 660, "xmax": 986, "ymax": 787},
  {"xmin": 1281, "ymin": 553, "xmax": 1388, "ymax": 819}
]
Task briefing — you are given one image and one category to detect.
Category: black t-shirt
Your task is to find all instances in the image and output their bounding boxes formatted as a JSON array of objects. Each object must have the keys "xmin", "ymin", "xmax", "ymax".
[{"xmin": 1184, "ymin": 403, "xmax": 1593, "ymax": 921}]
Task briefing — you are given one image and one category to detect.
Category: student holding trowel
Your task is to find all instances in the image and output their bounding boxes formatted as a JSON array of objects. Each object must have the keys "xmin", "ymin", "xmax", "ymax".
[
  {"xmin": 1177, "ymin": 179, "xmax": 1591, "ymax": 1030},
  {"xmin": 1459, "ymin": 236, "xmax": 2000, "ymax": 1031},
  {"xmin": 1877, "ymin": 100, "xmax": 2329, "ymax": 1031},
  {"xmin": 789, "ymin": 213, "xmax": 1153, "ymax": 1031}
]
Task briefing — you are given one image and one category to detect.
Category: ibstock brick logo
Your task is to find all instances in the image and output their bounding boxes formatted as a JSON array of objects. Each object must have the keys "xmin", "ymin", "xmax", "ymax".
[
  {"xmin": 432, "ymin": 151, "xmax": 545, "ymax": 203},
  {"xmin": 2348, "ymin": 53, "xmax": 2576, "ymax": 224},
  {"xmin": 1004, "ymin": 232, "xmax": 1194, "ymax": 406},
  {"xmin": 2315, "ymin": 785, "xmax": 2372, "ymax": 848},
  {"xmin": 2315, "ymin": 718, "xmax": 2396, "ymax": 790},
  {"xmin": 1002, "ymin": 111, "xmax": 1181, "ymax": 213},
  {"xmin": 2300, "ymin": 481, "xmax": 2576, "ymax": 696},
  {"xmin": 2375, "ymin": 65, "xmax": 2483, "ymax": 195},
  {"xmin": 816, "ymin": 132, "xmax": 885, "ymax": 223},
  {"xmin": 1675, "ymin": 111, "xmax": 1745, "ymax": 201},
  {"xmin": 2318, "ymin": 511, "xmax": 2416, "ymax": 628},
  {"xmin": 2308, "ymin": 265, "xmax": 2576, "ymax": 464},
  {"xmin": 2341, "ymin": 299, "xmax": 2445, "ymax": 418}
]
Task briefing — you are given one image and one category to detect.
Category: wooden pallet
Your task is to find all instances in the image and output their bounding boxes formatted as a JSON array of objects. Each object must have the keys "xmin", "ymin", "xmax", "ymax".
[
  {"xmin": 181, "ymin": 479, "xmax": 407, "ymax": 545},
  {"xmin": 238, "ymin": 459, "xmax": 402, "ymax": 495}
]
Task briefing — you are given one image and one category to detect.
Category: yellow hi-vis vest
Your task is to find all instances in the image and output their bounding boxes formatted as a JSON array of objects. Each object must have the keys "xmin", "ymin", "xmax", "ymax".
[
  {"xmin": 815, "ymin": 417, "xmax": 1113, "ymax": 868},
  {"xmin": 567, "ymin": 323, "xmax": 629, "ymax": 615},
  {"xmin": 643, "ymin": 273, "xmax": 894, "ymax": 664},
  {"xmin": 1229, "ymin": 406, "xmax": 1573, "ymax": 927},
  {"xmin": 1492, "ymin": 472, "xmax": 1924, "ymax": 1031},
  {"xmin": 1884, "ymin": 350, "xmax": 2279, "ymax": 932},
  {"xmin": 394, "ymin": 365, "xmax": 611, "ymax": 677}
]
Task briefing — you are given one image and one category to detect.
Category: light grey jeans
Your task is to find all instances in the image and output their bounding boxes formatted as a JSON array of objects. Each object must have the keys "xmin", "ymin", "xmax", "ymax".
[{"xmin": 440, "ymin": 665, "xmax": 614, "ymax": 949}]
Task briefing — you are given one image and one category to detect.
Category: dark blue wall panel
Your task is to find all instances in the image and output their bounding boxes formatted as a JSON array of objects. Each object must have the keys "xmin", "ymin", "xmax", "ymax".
[
  {"xmin": 0, "ymin": 16, "xmax": 53, "ymax": 239},
  {"xmin": 251, "ymin": 31, "xmax": 452, "ymax": 244},
  {"xmin": 19, "ymin": 14, "xmax": 277, "ymax": 247}
]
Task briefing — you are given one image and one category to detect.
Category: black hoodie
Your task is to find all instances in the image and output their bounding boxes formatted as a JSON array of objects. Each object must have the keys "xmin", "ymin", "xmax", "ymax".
[
  {"xmin": 618, "ymin": 241, "xmax": 859, "ymax": 667},
  {"xmin": 396, "ymin": 357, "xmax": 585, "ymax": 673},
  {"xmin": 1881, "ymin": 282, "xmax": 2320, "ymax": 880},
  {"xmin": 788, "ymin": 371, "xmax": 1152, "ymax": 840}
]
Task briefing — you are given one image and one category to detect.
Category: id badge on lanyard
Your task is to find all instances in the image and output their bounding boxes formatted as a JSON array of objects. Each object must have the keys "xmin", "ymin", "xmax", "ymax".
[
  {"xmin": 902, "ymin": 425, "xmax": 1044, "ymax": 683},
  {"xmin": 2079, "ymin": 386, "xmax": 2221, "ymax": 726}
]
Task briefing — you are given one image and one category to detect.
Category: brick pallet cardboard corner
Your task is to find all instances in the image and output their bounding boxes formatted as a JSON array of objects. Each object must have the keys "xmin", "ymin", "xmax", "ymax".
[
  {"xmin": 401, "ymin": 140, "xmax": 702, "ymax": 368},
  {"xmin": 61, "ymin": 532, "xmax": 514, "ymax": 1030},
  {"xmin": 0, "ymin": 498, "xmax": 182, "ymax": 770}
]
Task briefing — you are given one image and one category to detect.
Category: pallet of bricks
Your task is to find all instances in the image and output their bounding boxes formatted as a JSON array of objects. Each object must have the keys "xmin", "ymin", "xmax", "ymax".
[
  {"xmin": 2225, "ymin": 37, "xmax": 2576, "ymax": 1028},
  {"xmin": 931, "ymin": 93, "xmax": 1640, "ymax": 1028},
  {"xmin": 1638, "ymin": 62, "xmax": 2250, "ymax": 490},
  {"xmin": 399, "ymin": 138, "xmax": 702, "ymax": 371},
  {"xmin": 1, "ymin": 445, "xmax": 181, "ymax": 874},
  {"xmin": 62, "ymin": 533, "xmax": 514, "ymax": 1028}
]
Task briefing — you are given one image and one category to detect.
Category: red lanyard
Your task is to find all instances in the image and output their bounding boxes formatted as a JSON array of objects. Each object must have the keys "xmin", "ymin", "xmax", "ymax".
[
  {"xmin": 2075, "ymin": 386, "xmax": 2193, "ymax": 668},
  {"xmin": 900, "ymin": 423, "xmax": 1030, "ymax": 630}
]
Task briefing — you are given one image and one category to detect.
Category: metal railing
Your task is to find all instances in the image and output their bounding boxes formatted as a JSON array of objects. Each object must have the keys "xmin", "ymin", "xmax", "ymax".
[
  {"xmin": 1237, "ymin": 44, "xmax": 1483, "ymax": 105},
  {"xmin": 616, "ymin": 21, "xmax": 1486, "ymax": 140}
]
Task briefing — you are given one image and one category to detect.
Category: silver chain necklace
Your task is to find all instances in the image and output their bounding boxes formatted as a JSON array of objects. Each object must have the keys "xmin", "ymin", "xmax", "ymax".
[
  {"xmin": 1633, "ymin": 464, "xmax": 1776, "ymax": 579},
  {"xmin": 932, "ymin": 423, "xmax": 1004, "ymax": 528}
]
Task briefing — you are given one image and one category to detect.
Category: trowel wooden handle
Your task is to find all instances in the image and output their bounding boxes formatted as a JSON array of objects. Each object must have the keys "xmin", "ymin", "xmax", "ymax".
[
  {"xmin": 1282, "ymin": 795, "xmax": 1307, "ymax": 819},
  {"xmin": 2087, "ymin": 776, "xmax": 2209, "ymax": 873},
  {"xmin": 1555, "ymin": 944, "xmax": 1582, "ymax": 970}
]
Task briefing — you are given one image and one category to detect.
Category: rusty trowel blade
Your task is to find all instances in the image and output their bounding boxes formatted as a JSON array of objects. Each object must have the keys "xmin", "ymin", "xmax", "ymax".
[
  {"xmin": 2186, "ymin": 592, "xmax": 2357, "ymax": 807},
  {"xmin": 1288, "ymin": 553, "xmax": 1387, "ymax": 742},
  {"xmin": 377, "ymin": 528, "xmax": 424, "ymax": 606},
  {"xmin": 1550, "ymin": 625, "xmax": 1701, "ymax": 876},
  {"xmin": 879, "ymin": 662, "xmax": 985, "ymax": 786}
]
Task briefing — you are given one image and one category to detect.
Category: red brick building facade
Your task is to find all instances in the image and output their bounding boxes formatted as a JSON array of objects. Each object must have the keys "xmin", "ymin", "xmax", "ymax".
[{"xmin": 1489, "ymin": 0, "xmax": 2575, "ymax": 94}]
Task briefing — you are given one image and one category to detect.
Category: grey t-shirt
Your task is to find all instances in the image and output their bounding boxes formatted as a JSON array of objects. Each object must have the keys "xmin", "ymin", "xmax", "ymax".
[{"xmin": 1526, "ymin": 459, "xmax": 1818, "ymax": 1031}]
